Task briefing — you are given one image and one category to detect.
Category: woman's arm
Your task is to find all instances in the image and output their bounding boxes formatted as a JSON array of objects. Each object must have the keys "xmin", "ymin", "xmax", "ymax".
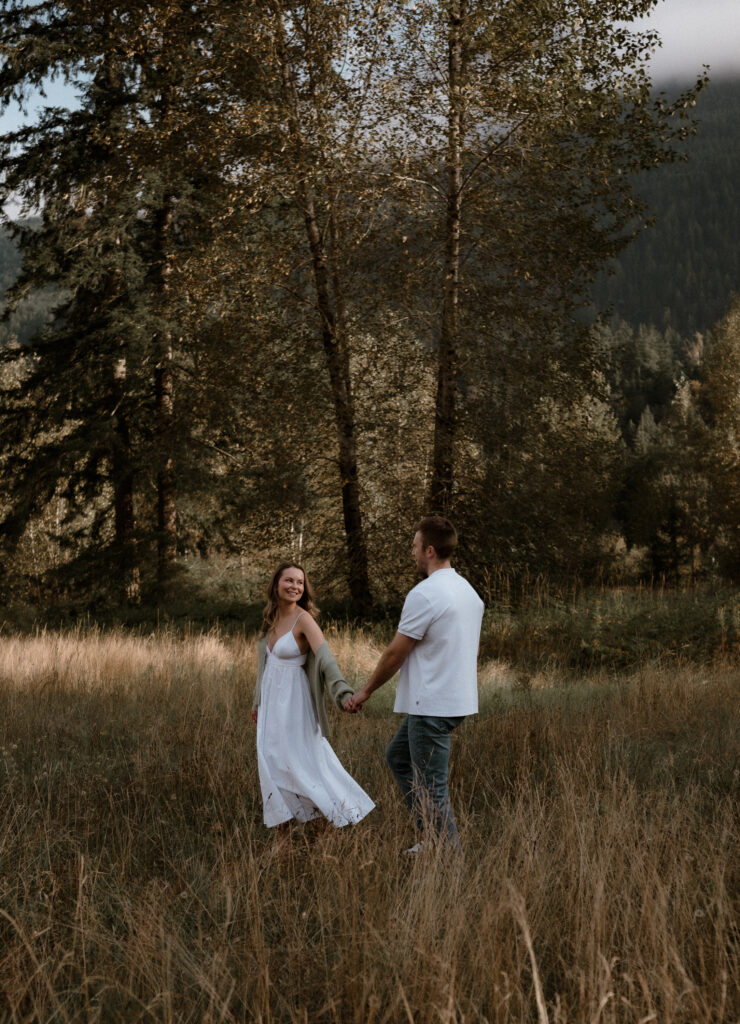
[
  {"xmin": 298, "ymin": 616, "xmax": 358, "ymax": 713},
  {"xmin": 296, "ymin": 613, "xmax": 325, "ymax": 654}
]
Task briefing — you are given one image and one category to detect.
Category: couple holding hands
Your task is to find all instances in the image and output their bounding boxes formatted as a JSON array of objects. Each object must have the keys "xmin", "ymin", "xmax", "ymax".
[{"xmin": 252, "ymin": 516, "xmax": 484, "ymax": 853}]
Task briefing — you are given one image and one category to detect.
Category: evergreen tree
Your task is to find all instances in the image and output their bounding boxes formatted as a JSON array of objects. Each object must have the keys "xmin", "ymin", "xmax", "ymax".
[
  {"xmin": 700, "ymin": 295, "xmax": 740, "ymax": 577},
  {"xmin": 622, "ymin": 385, "xmax": 710, "ymax": 579},
  {"xmin": 462, "ymin": 339, "xmax": 625, "ymax": 584},
  {"xmin": 0, "ymin": 0, "xmax": 238, "ymax": 603},
  {"xmin": 594, "ymin": 318, "xmax": 692, "ymax": 436}
]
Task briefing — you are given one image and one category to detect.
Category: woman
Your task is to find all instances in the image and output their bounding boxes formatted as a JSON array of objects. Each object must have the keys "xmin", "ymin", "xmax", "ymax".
[{"xmin": 252, "ymin": 562, "xmax": 374, "ymax": 829}]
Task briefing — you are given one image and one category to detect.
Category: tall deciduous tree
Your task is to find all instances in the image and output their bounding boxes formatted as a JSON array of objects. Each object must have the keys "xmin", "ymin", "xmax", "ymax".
[
  {"xmin": 226, "ymin": 0, "xmax": 397, "ymax": 615},
  {"xmin": 387, "ymin": 0, "xmax": 706, "ymax": 512}
]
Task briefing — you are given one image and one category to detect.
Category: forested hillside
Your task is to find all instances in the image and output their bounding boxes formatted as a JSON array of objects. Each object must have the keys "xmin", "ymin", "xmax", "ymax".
[
  {"xmin": 592, "ymin": 75, "xmax": 740, "ymax": 335},
  {"xmin": 0, "ymin": 219, "xmax": 56, "ymax": 349},
  {"xmin": 0, "ymin": 227, "xmax": 20, "ymax": 291}
]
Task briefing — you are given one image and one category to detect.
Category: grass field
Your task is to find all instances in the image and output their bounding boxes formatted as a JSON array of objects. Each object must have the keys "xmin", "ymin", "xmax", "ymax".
[{"xmin": 0, "ymin": 626, "xmax": 737, "ymax": 1023}]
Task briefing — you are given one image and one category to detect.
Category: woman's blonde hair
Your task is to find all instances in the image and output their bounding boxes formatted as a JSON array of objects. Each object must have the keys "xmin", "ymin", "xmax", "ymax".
[{"xmin": 260, "ymin": 562, "xmax": 318, "ymax": 637}]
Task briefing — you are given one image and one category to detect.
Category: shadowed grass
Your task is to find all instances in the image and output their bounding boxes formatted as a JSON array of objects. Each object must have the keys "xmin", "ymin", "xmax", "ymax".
[
  {"xmin": 480, "ymin": 583, "xmax": 740, "ymax": 669},
  {"xmin": 0, "ymin": 627, "xmax": 736, "ymax": 1022}
]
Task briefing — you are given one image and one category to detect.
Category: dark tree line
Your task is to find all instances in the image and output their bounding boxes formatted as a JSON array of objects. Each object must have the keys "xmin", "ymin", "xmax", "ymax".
[
  {"xmin": 2, "ymin": 0, "xmax": 727, "ymax": 614},
  {"xmin": 592, "ymin": 76, "xmax": 740, "ymax": 337}
]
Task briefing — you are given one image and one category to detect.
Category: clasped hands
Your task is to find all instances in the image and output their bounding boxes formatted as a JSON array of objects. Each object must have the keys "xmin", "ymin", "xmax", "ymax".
[
  {"xmin": 343, "ymin": 688, "xmax": 371, "ymax": 714},
  {"xmin": 253, "ymin": 689, "xmax": 369, "ymax": 724}
]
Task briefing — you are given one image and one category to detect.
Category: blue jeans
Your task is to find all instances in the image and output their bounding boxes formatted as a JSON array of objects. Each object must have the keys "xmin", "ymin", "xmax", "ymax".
[{"xmin": 385, "ymin": 714, "xmax": 465, "ymax": 849}]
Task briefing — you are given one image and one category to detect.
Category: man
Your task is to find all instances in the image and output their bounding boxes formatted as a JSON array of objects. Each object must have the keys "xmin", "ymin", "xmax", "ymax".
[{"xmin": 349, "ymin": 516, "xmax": 484, "ymax": 853}]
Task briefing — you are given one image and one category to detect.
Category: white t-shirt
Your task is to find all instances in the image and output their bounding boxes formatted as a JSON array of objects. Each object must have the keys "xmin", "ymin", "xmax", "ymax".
[{"xmin": 395, "ymin": 568, "xmax": 484, "ymax": 717}]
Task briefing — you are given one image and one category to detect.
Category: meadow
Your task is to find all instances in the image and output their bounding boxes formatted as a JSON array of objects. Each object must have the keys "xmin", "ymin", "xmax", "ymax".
[{"xmin": 0, "ymin": 621, "xmax": 737, "ymax": 1023}]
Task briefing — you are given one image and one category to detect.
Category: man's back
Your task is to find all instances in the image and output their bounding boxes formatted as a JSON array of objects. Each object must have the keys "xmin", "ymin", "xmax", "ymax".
[{"xmin": 395, "ymin": 568, "xmax": 484, "ymax": 717}]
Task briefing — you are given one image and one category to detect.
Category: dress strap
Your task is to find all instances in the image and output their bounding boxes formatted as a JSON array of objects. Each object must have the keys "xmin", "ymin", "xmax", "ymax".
[{"xmin": 290, "ymin": 610, "xmax": 306, "ymax": 634}]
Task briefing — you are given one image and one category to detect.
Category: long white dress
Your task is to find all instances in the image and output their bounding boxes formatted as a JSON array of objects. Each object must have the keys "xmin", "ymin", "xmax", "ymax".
[{"xmin": 256, "ymin": 626, "xmax": 375, "ymax": 828}]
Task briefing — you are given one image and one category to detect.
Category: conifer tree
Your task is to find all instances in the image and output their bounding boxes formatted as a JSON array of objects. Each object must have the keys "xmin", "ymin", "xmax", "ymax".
[
  {"xmin": 0, "ymin": 0, "xmax": 235, "ymax": 603},
  {"xmin": 700, "ymin": 296, "xmax": 740, "ymax": 577}
]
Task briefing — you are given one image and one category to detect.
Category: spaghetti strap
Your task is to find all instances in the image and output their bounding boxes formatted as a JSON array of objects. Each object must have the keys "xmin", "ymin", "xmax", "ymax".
[{"xmin": 290, "ymin": 610, "xmax": 306, "ymax": 634}]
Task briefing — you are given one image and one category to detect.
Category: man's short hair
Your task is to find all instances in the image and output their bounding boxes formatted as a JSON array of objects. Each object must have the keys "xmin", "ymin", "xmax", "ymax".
[{"xmin": 415, "ymin": 516, "xmax": 458, "ymax": 560}]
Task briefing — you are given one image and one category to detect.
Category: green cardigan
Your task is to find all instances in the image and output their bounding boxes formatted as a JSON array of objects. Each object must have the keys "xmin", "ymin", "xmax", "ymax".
[{"xmin": 252, "ymin": 635, "xmax": 354, "ymax": 739}]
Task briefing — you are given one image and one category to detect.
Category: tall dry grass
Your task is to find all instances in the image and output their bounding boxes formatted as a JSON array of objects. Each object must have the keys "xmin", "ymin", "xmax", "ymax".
[{"xmin": 0, "ymin": 626, "xmax": 737, "ymax": 1023}]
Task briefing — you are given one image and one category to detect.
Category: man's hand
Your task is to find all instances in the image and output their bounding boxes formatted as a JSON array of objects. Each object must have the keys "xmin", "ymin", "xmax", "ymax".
[
  {"xmin": 342, "ymin": 694, "xmax": 360, "ymax": 714},
  {"xmin": 251, "ymin": 710, "xmax": 258, "ymax": 725},
  {"xmin": 348, "ymin": 634, "xmax": 417, "ymax": 710},
  {"xmin": 347, "ymin": 687, "xmax": 371, "ymax": 711}
]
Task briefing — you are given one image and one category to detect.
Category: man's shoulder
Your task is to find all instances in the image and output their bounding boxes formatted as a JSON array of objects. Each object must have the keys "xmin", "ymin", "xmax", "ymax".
[
  {"xmin": 404, "ymin": 577, "xmax": 435, "ymax": 604},
  {"xmin": 423, "ymin": 568, "xmax": 479, "ymax": 593},
  {"xmin": 434, "ymin": 570, "xmax": 485, "ymax": 610},
  {"xmin": 455, "ymin": 572, "xmax": 485, "ymax": 603},
  {"xmin": 405, "ymin": 570, "xmax": 460, "ymax": 611},
  {"xmin": 405, "ymin": 570, "xmax": 484, "ymax": 611}
]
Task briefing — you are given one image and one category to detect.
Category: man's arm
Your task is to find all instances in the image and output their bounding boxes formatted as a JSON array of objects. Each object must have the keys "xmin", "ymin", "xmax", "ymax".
[{"xmin": 347, "ymin": 632, "xmax": 417, "ymax": 710}]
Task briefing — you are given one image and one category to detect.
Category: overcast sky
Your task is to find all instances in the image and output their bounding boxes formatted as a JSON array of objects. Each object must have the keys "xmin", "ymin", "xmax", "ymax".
[
  {"xmin": 640, "ymin": 0, "xmax": 740, "ymax": 81},
  {"xmin": 0, "ymin": 0, "xmax": 737, "ymax": 135}
]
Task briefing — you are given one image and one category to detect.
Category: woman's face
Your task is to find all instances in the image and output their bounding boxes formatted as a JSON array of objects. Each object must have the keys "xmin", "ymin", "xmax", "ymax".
[{"xmin": 277, "ymin": 567, "xmax": 305, "ymax": 604}]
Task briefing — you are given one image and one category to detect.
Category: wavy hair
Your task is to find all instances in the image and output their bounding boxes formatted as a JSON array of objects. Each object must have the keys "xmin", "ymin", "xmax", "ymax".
[{"xmin": 260, "ymin": 562, "xmax": 318, "ymax": 637}]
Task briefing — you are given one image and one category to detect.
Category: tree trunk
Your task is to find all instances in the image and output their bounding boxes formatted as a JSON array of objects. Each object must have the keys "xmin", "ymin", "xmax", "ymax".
[
  {"xmin": 276, "ymin": 31, "xmax": 373, "ymax": 616},
  {"xmin": 301, "ymin": 187, "xmax": 373, "ymax": 616},
  {"xmin": 429, "ymin": 1, "xmax": 465, "ymax": 514},
  {"xmin": 113, "ymin": 356, "xmax": 141, "ymax": 604},
  {"xmin": 153, "ymin": 197, "xmax": 177, "ymax": 602},
  {"xmin": 101, "ymin": 36, "xmax": 141, "ymax": 603},
  {"xmin": 668, "ymin": 488, "xmax": 679, "ymax": 582},
  {"xmin": 155, "ymin": 352, "xmax": 177, "ymax": 600},
  {"xmin": 156, "ymin": 399, "xmax": 177, "ymax": 596}
]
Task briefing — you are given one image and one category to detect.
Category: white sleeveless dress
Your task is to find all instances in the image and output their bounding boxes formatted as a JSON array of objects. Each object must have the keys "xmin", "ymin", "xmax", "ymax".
[{"xmin": 256, "ymin": 625, "xmax": 375, "ymax": 828}]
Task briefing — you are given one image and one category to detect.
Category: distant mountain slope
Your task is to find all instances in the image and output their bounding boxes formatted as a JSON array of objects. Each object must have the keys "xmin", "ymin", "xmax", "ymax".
[
  {"xmin": 0, "ymin": 221, "xmax": 55, "ymax": 348},
  {"xmin": 592, "ymin": 76, "xmax": 740, "ymax": 336},
  {"xmin": 0, "ymin": 226, "xmax": 22, "ymax": 294}
]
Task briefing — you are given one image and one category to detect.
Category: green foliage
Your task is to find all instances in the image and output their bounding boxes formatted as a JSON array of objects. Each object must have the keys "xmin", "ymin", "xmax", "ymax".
[
  {"xmin": 460, "ymin": 343, "xmax": 626, "ymax": 583},
  {"xmin": 0, "ymin": 2, "xmax": 737, "ymax": 609},
  {"xmin": 0, "ymin": 0, "xmax": 247, "ymax": 603},
  {"xmin": 699, "ymin": 295, "xmax": 740, "ymax": 576},
  {"xmin": 621, "ymin": 382, "xmax": 711, "ymax": 578}
]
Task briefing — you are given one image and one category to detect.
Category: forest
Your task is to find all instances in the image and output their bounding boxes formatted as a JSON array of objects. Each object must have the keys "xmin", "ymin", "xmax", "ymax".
[{"xmin": 0, "ymin": 1, "xmax": 739, "ymax": 619}]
